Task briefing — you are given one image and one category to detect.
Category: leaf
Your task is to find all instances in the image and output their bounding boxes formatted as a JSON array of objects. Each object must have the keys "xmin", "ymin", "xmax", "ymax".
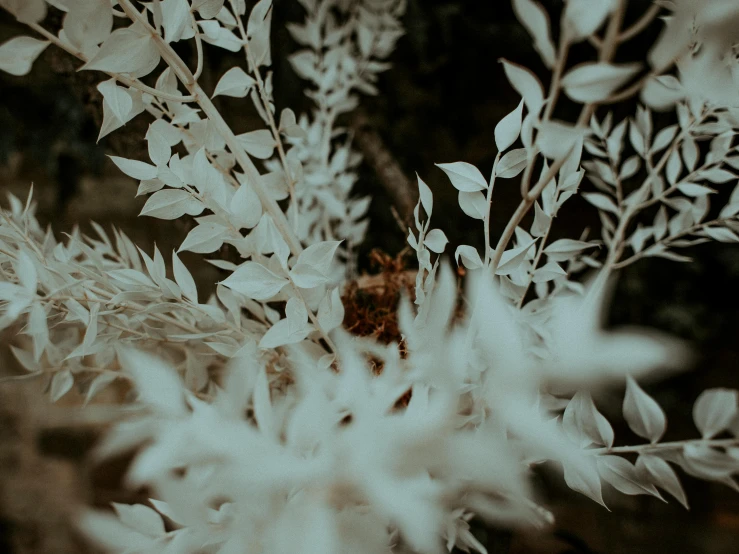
[
  {"xmin": 563, "ymin": 391, "xmax": 614, "ymax": 448},
  {"xmin": 563, "ymin": 457, "xmax": 606, "ymax": 508},
  {"xmin": 623, "ymin": 376, "xmax": 666, "ymax": 443},
  {"xmin": 230, "ymin": 181, "xmax": 263, "ymax": 229},
  {"xmin": 0, "ymin": 0, "xmax": 47, "ymax": 24},
  {"xmin": 0, "ymin": 36, "xmax": 49, "ymax": 76},
  {"xmin": 50, "ymin": 370, "xmax": 74, "ymax": 403},
  {"xmin": 536, "ymin": 121, "xmax": 587, "ymax": 160},
  {"xmin": 417, "ymin": 174, "xmax": 433, "ymax": 217},
  {"xmin": 437, "ymin": 162, "xmax": 487, "ymax": 192},
  {"xmin": 458, "ymin": 191, "xmax": 487, "ymax": 220},
  {"xmin": 495, "ymin": 100, "xmax": 524, "ymax": 151},
  {"xmin": 562, "ymin": 62, "xmax": 642, "ymax": 103},
  {"xmin": 583, "ymin": 192, "xmax": 619, "ymax": 214},
  {"xmin": 109, "ymin": 156, "xmax": 158, "ymax": 180},
  {"xmin": 531, "ymin": 201, "xmax": 551, "ymax": 237},
  {"xmin": 236, "ymin": 129, "xmax": 275, "ymax": 159},
  {"xmin": 500, "ymin": 59, "xmax": 544, "ymax": 114},
  {"xmin": 424, "ymin": 229, "xmax": 448, "ymax": 254},
  {"xmin": 112, "ymin": 503, "xmax": 166, "ymax": 537},
  {"xmin": 222, "ymin": 261, "xmax": 288, "ymax": 300},
  {"xmin": 455, "ymin": 245, "xmax": 483, "ymax": 270},
  {"xmin": 193, "ymin": 0, "xmax": 225, "ymax": 19},
  {"xmin": 597, "ymin": 455, "xmax": 661, "ymax": 497},
  {"xmin": 677, "ymin": 183, "xmax": 715, "ymax": 197},
  {"xmin": 213, "ymin": 66, "xmax": 256, "ymax": 98},
  {"xmin": 246, "ymin": 0, "xmax": 273, "ymax": 67},
  {"xmin": 82, "ymin": 27, "xmax": 161, "ymax": 77},
  {"xmin": 562, "ymin": 0, "xmax": 614, "ymax": 41},
  {"xmin": 543, "ymin": 239, "xmax": 598, "ymax": 261},
  {"xmin": 636, "ymin": 454, "xmax": 689, "ymax": 509},
  {"xmin": 172, "ymin": 251, "xmax": 198, "ymax": 303},
  {"xmin": 117, "ymin": 348, "xmax": 187, "ymax": 416},
  {"xmin": 496, "ymin": 148, "xmax": 528, "ymax": 179},
  {"xmin": 512, "ymin": 0, "xmax": 555, "ymax": 68},
  {"xmin": 317, "ymin": 288, "xmax": 344, "ymax": 332},
  {"xmin": 693, "ymin": 389, "xmax": 738, "ymax": 439},
  {"xmin": 496, "ymin": 239, "xmax": 536, "ymax": 275},
  {"xmin": 85, "ymin": 372, "xmax": 118, "ymax": 406},
  {"xmin": 140, "ymin": 190, "xmax": 204, "ymax": 219},
  {"xmin": 290, "ymin": 241, "xmax": 341, "ymax": 288},
  {"xmin": 179, "ymin": 222, "xmax": 228, "ymax": 254}
]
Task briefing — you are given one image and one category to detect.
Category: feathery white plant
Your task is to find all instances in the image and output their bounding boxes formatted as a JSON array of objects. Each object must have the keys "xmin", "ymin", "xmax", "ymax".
[{"xmin": 2, "ymin": 0, "xmax": 739, "ymax": 553}]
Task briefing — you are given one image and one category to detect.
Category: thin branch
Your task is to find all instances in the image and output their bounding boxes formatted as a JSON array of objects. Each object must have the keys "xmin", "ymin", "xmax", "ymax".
[{"xmin": 618, "ymin": 3, "xmax": 661, "ymax": 43}]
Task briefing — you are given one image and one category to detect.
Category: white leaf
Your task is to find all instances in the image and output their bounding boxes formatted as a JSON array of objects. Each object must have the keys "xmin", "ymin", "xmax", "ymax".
[
  {"xmin": 597, "ymin": 455, "xmax": 660, "ymax": 497},
  {"xmin": 636, "ymin": 454, "xmax": 688, "ymax": 509},
  {"xmin": 496, "ymin": 148, "xmax": 528, "ymax": 179},
  {"xmin": 109, "ymin": 156, "xmax": 157, "ymax": 180},
  {"xmin": 535, "ymin": 120, "xmax": 587, "ymax": 160},
  {"xmin": 231, "ymin": 180, "xmax": 263, "ymax": 229},
  {"xmin": 562, "ymin": 0, "xmax": 615, "ymax": 41},
  {"xmin": 531, "ymin": 201, "xmax": 551, "ymax": 237},
  {"xmin": 693, "ymin": 389, "xmax": 738, "ymax": 439},
  {"xmin": 623, "ymin": 375, "xmax": 666, "ymax": 443},
  {"xmin": 290, "ymin": 241, "xmax": 341, "ymax": 288},
  {"xmin": 179, "ymin": 222, "xmax": 228, "ymax": 253},
  {"xmin": 455, "ymin": 245, "xmax": 483, "ymax": 270},
  {"xmin": 563, "ymin": 457, "xmax": 605, "ymax": 507},
  {"xmin": 458, "ymin": 191, "xmax": 487, "ymax": 220},
  {"xmin": 317, "ymin": 288, "xmax": 344, "ymax": 332},
  {"xmin": 562, "ymin": 62, "xmax": 642, "ymax": 103},
  {"xmin": 543, "ymin": 239, "xmax": 597, "ymax": 260},
  {"xmin": 512, "ymin": 0, "xmax": 555, "ymax": 68},
  {"xmin": 417, "ymin": 174, "xmax": 433, "ymax": 217},
  {"xmin": 140, "ymin": 190, "xmax": 204, "ymax": 219},
  {"xmin": 50, "ymin": 370, "xmax": 74, "ymax": 403},
  {"xmin": 213, "ymin": 66, "xmax": 256, "ymax": 98},
  {"xmin": 437, "ymin": 162, "xmax": 487, "ymax": 192},
  {"xmin": 583, "ymin": 192, "xmax": 619, "ymax": 214},
  {"xmin": 563, "ymin": 391, "xmax": 614, "ymax": 448},
  {"xmin": 0, "ymin": 36, "xmax": 49, "ymax": 76},
  {"xmin": 117, "ymin": 348, "xmax": 187, "ymax": 416},
  {"xmin": 496, "ymin": 239, "xmax": 536, "ymax": 275},
  {"xmin": 193, "ymin": 0, "xmax": 225, "ymax": 19},
  {"xmin": 495, "ymin": 99, "xmax": 524, "ymax": 151},
  {"xmin": 85, "ymin": 372, "xmax": 118, "ymax": 406},
  {"xmin": 97, "ymin": 80, "xmax": 134, "ymax": 123},
  {"xmin": 222, "ymin": 261, "xmax": 288, "ymax": 300},
  {"xmin": 236, "ymin": 129, "xmax": 275, "ymax": 159},
  {"xmin": 82, "ymin": 28, "xmax": 161, "ymax": 77},
  {"xmin": 172, "ymin": 251, "xmax": 198, "ymax": 303},
  {"xmin": 500, "ymin": 59, "xmax": 544, "ymax": 114},
  {"xmin": 0, "ymin": 0, "xmax": 47, "ymax": 24},
  {"xmin": 677, "ymin": 183, "xmax": 715, "ymax": 197},
  {"xmin": 112, "ymin": 503, "xmax": 166, "ymax": 537},
  {"xmin": 424, "ymin": 229, "xmax": 448, "ymax": 254}
]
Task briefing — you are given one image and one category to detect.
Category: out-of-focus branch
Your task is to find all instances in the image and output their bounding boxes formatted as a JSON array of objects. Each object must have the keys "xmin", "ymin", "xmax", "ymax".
[{"xmin": 350, "ymin": 108, "xmax": 417, "ymax": 223}]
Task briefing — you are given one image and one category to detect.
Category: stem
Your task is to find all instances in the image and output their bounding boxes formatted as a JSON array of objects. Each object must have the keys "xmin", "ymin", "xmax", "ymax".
[
  {"xmin": 589, "ymin": 437, "xmax": 739, "ymax": 456},
  {"xmin": 484, "ymin": 153, "xmax": 501, "ymax": 266},
  {"xmin": 230, "ymin": 0, "xmax": 299, "ymax": 233},
  {"xmin": 490, "ymin": 153, "xmax": 569, "ymax": 272},
  {"xmin": 117, "ymin": 0, "xmax": 304, "ymax": 257},
  {"xmin": 517, "ymin": 222, "xmax": 553, "ymax": 309},
  {"xmin": 618, "ymin": 4, "xmax": 661, "ymax": 43},
  {"xmin": 191, "ymin": 11, "xmax": 204, "ymax": 81}
]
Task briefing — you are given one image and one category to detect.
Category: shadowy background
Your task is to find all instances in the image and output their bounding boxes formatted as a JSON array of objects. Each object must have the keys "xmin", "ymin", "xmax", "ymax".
[{"xmin": 1, "ymin": 1, "xmax": 739, "ymax": 553}]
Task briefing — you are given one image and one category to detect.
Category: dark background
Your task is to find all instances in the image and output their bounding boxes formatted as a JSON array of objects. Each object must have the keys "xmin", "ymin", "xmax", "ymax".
[{"xmin": 1, "ymin": 1, "xmax": 739, "ymax": 553}]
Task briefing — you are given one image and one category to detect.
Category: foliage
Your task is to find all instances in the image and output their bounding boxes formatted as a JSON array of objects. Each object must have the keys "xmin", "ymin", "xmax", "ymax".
[{"xmin": 2, "ymin": 0, "xmax": 739, "ymax": 553}]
